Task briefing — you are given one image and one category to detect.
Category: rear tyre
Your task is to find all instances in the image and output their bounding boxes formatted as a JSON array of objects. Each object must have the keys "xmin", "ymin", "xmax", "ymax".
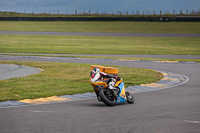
[
  {"xmin": 126, "ymin": 91, "xmax": 134, "ymax": 104},
  {"xmin": 99, "ymin": 89, "xmax": 116, "ymax": 106}
]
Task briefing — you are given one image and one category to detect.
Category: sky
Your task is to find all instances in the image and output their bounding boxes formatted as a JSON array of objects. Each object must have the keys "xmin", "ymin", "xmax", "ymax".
[{"xmin": 0, "ymin": 0, "xmax": 200, "ymax": 14}]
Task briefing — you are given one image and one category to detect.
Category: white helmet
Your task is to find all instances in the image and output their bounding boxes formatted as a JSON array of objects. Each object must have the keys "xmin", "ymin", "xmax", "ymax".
[{"xmin": 91, "ymin": 67, "xmax": 101, "ymax": 82}]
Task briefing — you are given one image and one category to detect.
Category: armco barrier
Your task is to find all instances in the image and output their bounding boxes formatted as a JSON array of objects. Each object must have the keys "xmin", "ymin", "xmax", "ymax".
[
  {"xmin": 175, "ymin": 16, "xmax": 200, "ymax": 22},
  {"xmin": 0, "ymin": 16, "xmax": 199, "ymax": 21}
]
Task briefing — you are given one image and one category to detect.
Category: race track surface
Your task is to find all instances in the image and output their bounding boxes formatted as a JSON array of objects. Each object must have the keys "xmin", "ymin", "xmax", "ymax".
[
  {"xmin": 0, "ymin": 55, "xmax": 200, "ymax": 133},
  {"xmin": 1, "ymin": 31, "xmax": 200, "ymax": 37},
  {"xmin": 2, "ymin": 53, "xmax": 200, "ymax": 59},
  {"xmin": 0, "ymin": 64, "xmax": 42, "ymax": 80}
]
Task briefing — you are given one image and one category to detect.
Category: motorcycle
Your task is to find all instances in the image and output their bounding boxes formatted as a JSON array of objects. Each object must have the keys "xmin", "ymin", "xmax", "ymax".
[{"xmin": 90, "ymin": 65, "xmax": 134, "ymax": 106}]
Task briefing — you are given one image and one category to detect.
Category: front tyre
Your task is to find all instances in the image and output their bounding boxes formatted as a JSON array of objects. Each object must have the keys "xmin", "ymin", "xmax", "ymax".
[
  {"xmin": 126, "ymin": 91, "xmax": 134, "ymax": 104},
  {"xmin": 99, "ymin": 89, "xmax": 116, "ymax": 106}
]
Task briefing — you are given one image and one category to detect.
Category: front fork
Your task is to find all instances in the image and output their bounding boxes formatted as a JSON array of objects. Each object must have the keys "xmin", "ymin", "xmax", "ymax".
[
  {"xmin": 112, "ymin": 89, "xmax": 119, "ymax": 99},
  {"xmin": 94, "ymin": 86, "xmax": 119, "ymax": 101}
]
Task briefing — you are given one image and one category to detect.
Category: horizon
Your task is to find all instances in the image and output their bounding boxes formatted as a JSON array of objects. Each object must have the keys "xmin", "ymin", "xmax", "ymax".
[{"xmin": 0, "ymin": 0, "xmax": 200, "ymax": 15}]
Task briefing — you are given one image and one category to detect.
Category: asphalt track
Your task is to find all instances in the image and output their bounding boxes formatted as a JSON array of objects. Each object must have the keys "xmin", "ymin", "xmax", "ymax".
[
  {"xmin": 0, "ymin": 32, "xmax": 200, "ymax": 133},
  {"xmin": 2, "ymin": 53, "xmax": 200, "ymax": 59},
  {"xmin": 1, "ymin": 31, "xmax": 200, "ymax": 37},
  {"xmin": 0, "ymin": 55, "xmax": 200, "ymax": 133},
  {"xmin": 0, "ymin": 64, "xmax": 42, "ymax": 80}
]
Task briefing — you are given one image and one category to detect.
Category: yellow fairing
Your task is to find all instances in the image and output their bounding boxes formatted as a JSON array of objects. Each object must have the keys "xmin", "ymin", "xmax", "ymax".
[
  {"xmin": 91, "ymin": 82, "xmax": 108, "ymax": 92},
  {"xmin": 120, "ymin": 86, "xmax": 127, "ymax": 100},
  {"xmin": 104, "ymin": 67, "xmax": 118, "ymax": 75},
  {"xmin": 115, "ymin": 80, "xmax": 123, "ymax": 87}
]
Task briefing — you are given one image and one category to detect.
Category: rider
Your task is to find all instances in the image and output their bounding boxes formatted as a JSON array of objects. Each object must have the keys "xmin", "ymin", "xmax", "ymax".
[{"xmin": 90, "ymin": 67, "xmax": 120, "ymax": 101}]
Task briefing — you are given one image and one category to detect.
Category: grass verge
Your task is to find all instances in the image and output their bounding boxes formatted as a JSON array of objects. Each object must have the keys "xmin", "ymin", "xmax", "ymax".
[
  {"xmin": 0, "ymin": 34, "xmax": 200, "ymax": 55},
  {"xmin": 0, "ymin": 21, "xmax": 200, "ymax": 33},
  {"xmin": 0, "ymin": 60, "xmax": 163, "ymax": 102}
]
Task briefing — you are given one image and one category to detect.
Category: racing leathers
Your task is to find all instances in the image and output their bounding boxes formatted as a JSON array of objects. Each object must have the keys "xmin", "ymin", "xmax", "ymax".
[{"xmin": 90, "ymin": 69, "xmax": 119, "ymax": 101}]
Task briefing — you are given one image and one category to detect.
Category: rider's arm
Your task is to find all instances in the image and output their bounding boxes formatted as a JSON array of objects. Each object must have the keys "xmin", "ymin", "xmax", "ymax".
[
  {"xmin": 100, "ymin": 72, "xmax": 115, "ymax": 78},
  {"xmin": 100, "ymin": 72, "xmax": 120, "ymax": 81}
]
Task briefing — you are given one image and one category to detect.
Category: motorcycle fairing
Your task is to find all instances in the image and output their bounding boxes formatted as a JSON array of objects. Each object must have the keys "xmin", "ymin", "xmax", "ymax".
[
  {"xmin": 91, "ymin": 81, "xmax": 108, "ymax": 92},
  {"xmin": 116, "ymin": 82, "xmax": 127, "ymax": 103}
]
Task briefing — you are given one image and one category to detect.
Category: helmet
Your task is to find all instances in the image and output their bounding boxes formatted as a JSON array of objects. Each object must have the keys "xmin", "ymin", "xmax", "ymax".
[{"xmin": 91, "ymin": 67, "xmax": 101, "ymax": 82}]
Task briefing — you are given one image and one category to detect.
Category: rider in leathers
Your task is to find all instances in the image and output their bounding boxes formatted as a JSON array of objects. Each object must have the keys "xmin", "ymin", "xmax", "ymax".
[{"xmin": 90, "ymin": 67, "xmax": 119, "ymax": 101}]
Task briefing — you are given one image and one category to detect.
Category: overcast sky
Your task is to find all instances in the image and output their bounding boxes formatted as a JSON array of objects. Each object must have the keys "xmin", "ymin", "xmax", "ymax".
[{"xmin": 0, "ymin": 0, "xmax": 199, "ymax": 14}]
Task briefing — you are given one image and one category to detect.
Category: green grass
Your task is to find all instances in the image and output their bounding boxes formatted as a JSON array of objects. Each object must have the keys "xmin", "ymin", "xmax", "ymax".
[
  {"xmin": 0, "ymin": 34, "xmax": 200, "ymax": 55},
  {"xmin": 0, "ymin": 21, "xmax": 200, "ymax": 33},
  {"xmin": 0, "ymin": 61, "xmax": 163, "ymax": 102}
]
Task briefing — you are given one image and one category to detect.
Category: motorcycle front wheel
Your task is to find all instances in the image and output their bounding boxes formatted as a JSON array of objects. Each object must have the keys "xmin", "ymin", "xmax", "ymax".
[
  {"xmin": 98, "ymin": 89, "xmax": 116, "ymax": 106},
  {"xmin": 125, "ymin": 91, "xmax": 134, "ymax": 104}
]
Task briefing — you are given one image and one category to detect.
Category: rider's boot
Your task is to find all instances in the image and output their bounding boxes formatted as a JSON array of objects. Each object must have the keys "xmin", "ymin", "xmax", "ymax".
[{"xmin": 95, "ymin": 92, "xmax": 102, "ymax": 101}]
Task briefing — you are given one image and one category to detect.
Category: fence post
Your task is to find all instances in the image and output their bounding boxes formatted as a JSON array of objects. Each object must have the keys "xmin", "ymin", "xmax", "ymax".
[
  {"xmin": 173, "ymin": 9, "xmax": 175, "ymax": 15},
  {"xmin": 137, "ymin": 10, "xmax": 139, "ymax": 16},
  {"xmin": 153, "ymin": 10, "xmax": 156, "ymax": 15},
  {"xmin": 186, "ymin": 9, "xmax": 188, "ymax": 15},
  {"xmin": 119, "ymin": 11, "xmax": 122, "ymax": 16},
  {"xmin": 75, "ymin": 9, "xmax": 77, "ymax": 15},
  {"xmin": 180, "ymin": 9, "xmax": 182, "ymax": 15},
  {"xmin": 192, "ymin": 9, "xmax": 194, "ymax": 15}
]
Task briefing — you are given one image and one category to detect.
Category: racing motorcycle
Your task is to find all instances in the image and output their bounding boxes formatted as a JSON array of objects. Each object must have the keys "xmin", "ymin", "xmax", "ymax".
[{"xmin": 90, "ymin": 65, "xmax": 134, "ymax": 106}]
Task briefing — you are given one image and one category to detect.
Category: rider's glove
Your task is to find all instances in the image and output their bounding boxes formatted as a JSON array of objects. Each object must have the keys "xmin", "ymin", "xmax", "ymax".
[{"xmin": 115, "ymin": 76, "xmax": 120, "ymax": 81}]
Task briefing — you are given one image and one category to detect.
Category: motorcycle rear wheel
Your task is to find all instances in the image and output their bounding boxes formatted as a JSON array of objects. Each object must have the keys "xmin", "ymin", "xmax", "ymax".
[
  {"xmin": 126, "ymin": 91, "xmax": 134, "ymax": 104},
  {"xmin": 99, "ymin": 89, "xmax": 116, "ymax": 106}
]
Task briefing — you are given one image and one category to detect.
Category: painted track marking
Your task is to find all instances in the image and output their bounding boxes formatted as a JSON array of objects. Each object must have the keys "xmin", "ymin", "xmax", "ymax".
[
  {"xmin": 184, "ymin": 120, "xmax": 200, "ymax": 124},
  {"xmin": 29, "ymin": 110, "xmax": 54, "ymax": 113}
]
